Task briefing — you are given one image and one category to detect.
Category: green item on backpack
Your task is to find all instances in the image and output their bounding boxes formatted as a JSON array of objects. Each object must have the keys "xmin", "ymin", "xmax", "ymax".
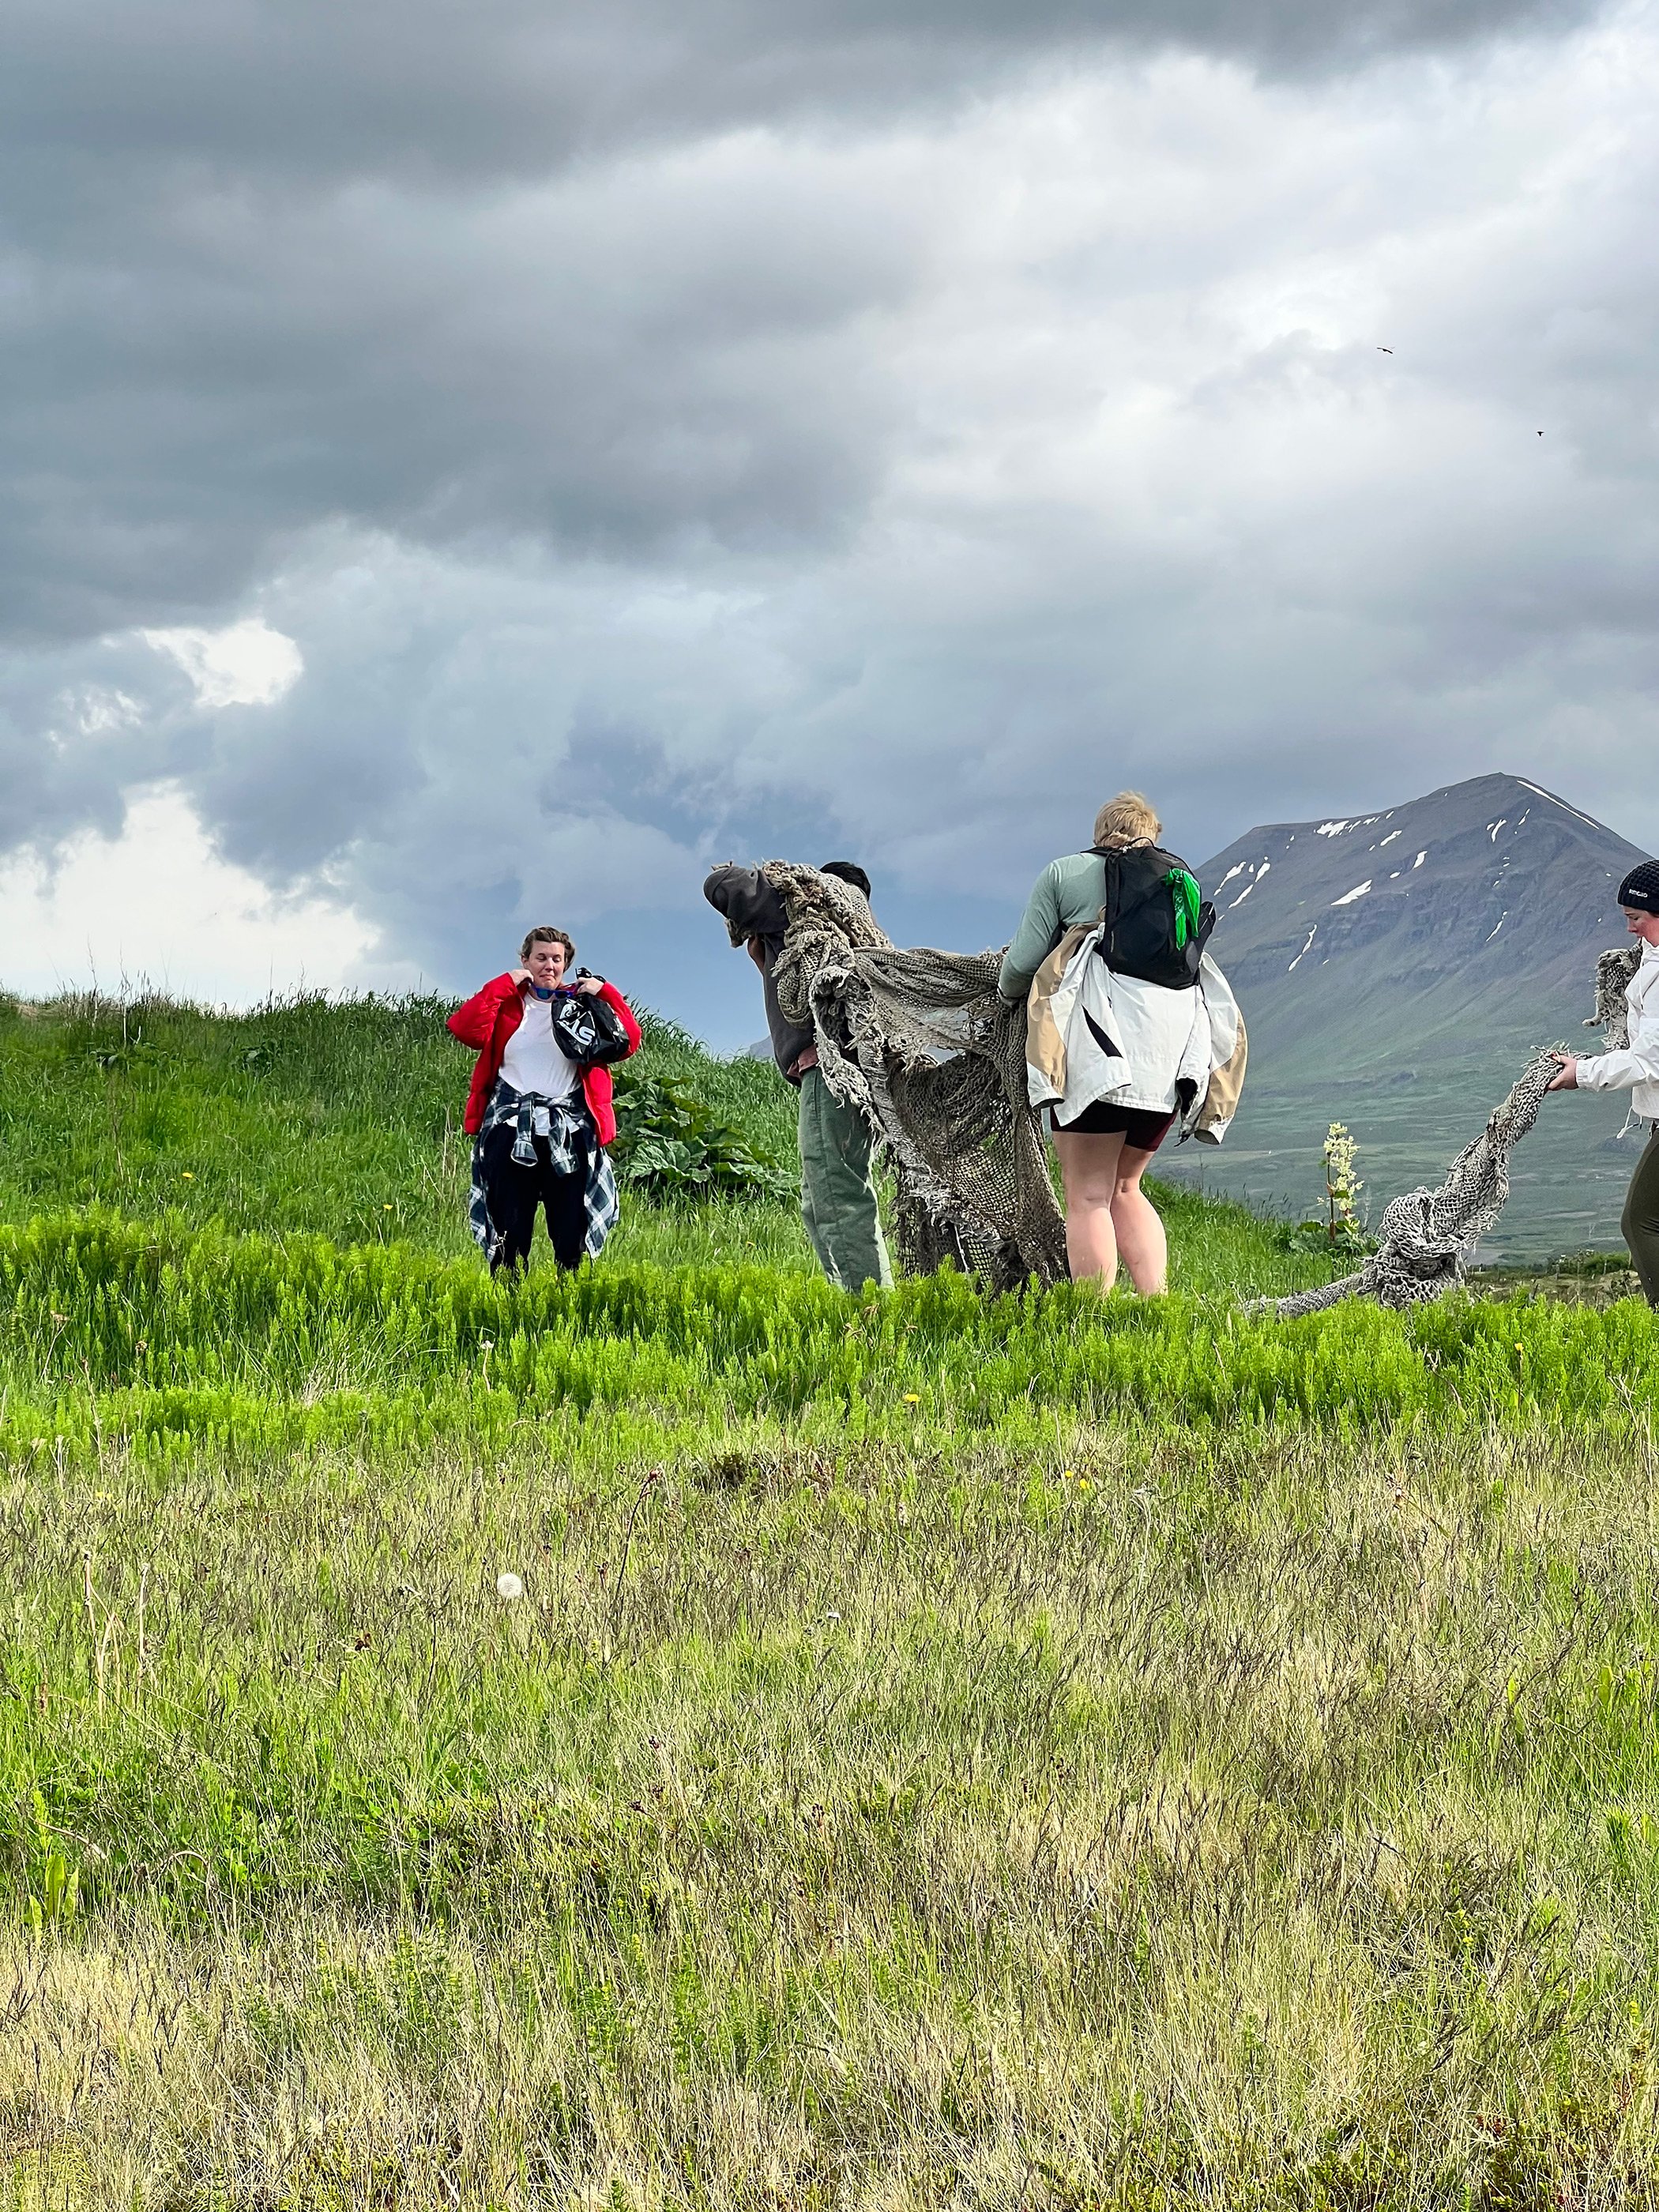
[{"xmin": 1166, "ymin": 867, "xmax": 1202, "ymax": 951}]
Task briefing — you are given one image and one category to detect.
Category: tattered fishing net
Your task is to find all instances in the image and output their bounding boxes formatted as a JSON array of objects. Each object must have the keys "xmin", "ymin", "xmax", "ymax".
[
  {"xmin": 763, "ymin": 862, "xmax": 1069, "ymax": 1290},
  {"xmin": 1257, "ymin": 944, "xmax": 1643, "ymax": 1318}
]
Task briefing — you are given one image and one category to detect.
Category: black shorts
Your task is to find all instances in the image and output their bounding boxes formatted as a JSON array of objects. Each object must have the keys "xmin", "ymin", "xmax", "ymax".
[{"xmin": 1051, "ymin": 1100, "xmax": 1177, "ymax": 1153}]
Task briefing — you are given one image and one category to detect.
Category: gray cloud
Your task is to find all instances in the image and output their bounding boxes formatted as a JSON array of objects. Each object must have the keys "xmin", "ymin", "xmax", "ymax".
[
  {"xmin": 2, "ymin": 0, "xmax": 1657, "ymax": 1036},
  {"xmin": 0, "ymin": 0, "xmax": 1604, "ymax": 645},
  {"xmin": 2, "ymin": 137, "xmax": 929, "ymax": 644},
  {"xmin": 3, "ymin": 0, "xmax": 1589, "ymax": 201}
]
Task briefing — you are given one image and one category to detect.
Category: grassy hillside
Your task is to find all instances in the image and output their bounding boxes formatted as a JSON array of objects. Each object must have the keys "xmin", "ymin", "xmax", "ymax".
[
  {"xmin": 0, "ymin": 988, "xmax": 796, "ymax": 1260},
  {"xmin": 5, "ymin": 990, "xmax": 1659, "ymax": 2208},
  {"xmin": 0, "ymin": 987, "xmax": 1322, "ymax": 1298}
]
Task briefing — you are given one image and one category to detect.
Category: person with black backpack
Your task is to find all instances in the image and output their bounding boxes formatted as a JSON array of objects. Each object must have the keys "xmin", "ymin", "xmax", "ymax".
[
  {"xmin": 447, "ymin": 926, "xmax": 642, "ymax": 1273},
  {"xmin": 999, "ymin": 792, "xmax": 1231, "ymax": 1292}
]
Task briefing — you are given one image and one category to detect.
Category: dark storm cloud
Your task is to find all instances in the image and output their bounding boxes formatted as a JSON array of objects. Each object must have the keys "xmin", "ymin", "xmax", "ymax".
[
  {"xmin": 2, "ymin": 0, "xmax": 1590, "ymax": 202},
  {"xmin": 0, "ymin": 0, "xmax": 1598, "ymax": 653},
  {"xmin": 1, "ymin": 137, "xmax": 927, "ymax": 645}
]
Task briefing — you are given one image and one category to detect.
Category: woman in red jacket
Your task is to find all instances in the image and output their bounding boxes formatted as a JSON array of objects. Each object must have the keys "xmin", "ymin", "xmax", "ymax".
[{"xmin": 447, "ymin": 925, "xmax": 642, "ymax": 1274}]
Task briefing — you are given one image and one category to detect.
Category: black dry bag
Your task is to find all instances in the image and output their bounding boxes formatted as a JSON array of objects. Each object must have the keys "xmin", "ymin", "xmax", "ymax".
[
  {"xmin": 547, "ymin": 980, "xmax": 634, "ymax": 1070},
  {"xmin": 1093, "ymin": 843, "xmax": 1216, "ymax": 989}
]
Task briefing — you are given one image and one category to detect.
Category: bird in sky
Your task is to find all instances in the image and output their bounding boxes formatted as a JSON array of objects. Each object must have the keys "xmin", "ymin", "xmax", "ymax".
[{"xmin": 1377, "ymin": 345, "xmax": 1393, "ymax": 352}]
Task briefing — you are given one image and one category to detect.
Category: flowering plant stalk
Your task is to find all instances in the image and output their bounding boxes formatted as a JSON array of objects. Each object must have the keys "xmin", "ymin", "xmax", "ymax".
[{"xmin": 1323, "ymin": 1121, "xmax": 1363, "ymax": 1246}]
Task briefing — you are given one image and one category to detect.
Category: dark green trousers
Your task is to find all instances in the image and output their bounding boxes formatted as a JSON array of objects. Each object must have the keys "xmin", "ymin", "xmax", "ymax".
[
  {"xmin": 797, "ymin": 1068, "xmax": 893, "ymax": 1291},
  {"xmin": 1625, "ymin": 1127, "xmax": 1659, "ymax": 1307}
]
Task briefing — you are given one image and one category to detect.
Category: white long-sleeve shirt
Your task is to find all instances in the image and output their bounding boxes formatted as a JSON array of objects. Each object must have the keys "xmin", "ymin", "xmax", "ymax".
[{"xmin": 1577, "ymin": 941, "xmax": 1659, "ymax": 1120}]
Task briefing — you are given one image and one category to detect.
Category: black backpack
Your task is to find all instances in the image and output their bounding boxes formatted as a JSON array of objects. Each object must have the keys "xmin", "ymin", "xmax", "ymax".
[{"xmin": 1091, "ymin": 842, "xmax": 1216, "ymax": 989}]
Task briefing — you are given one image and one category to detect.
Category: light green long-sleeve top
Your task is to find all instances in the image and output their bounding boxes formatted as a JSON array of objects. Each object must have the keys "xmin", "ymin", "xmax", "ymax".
[{"xmin": 998, "ymin": 852, "xmax": 1108, "ymax": 1005}]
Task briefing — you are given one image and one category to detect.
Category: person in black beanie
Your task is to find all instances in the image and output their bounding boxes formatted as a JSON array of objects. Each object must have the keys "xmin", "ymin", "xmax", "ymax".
[
  {"xmin": 1547, "ymin": 859, "xmax": 1659, "ymax": 1304},
  {"xmin": 702, "ymin": 856, "xmax": 892, "ymax": 1290}
]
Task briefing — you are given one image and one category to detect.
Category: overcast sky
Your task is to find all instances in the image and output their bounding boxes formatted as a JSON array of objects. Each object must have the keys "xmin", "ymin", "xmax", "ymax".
[{"xmin": 3, "ymin": 0, "xmax": 1656, "ymax": 1038}]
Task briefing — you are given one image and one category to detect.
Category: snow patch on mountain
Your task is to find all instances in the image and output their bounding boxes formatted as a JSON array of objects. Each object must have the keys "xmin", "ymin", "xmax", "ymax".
[
  {"xmin": 1228, "ymin": 860, "xmax": 1270, "ymax": 909},
  {"xmin": 1516, "ymin": 779, "xmax": 1603, "ymax": 830}
]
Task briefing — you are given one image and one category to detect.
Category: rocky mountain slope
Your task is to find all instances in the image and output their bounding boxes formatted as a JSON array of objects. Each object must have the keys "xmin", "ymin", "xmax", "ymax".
[
  {"xmin": 1198, "ymin": 773, "xmax": 1647, "ymax": 1075},
  {"xmin": 1168, "ymin": 773, "xmax": 1653, "ymax": 1258}
]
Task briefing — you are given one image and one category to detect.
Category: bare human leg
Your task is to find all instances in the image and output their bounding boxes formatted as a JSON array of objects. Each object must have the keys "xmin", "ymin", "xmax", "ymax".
[
  {"xmin": 1052, "ymin": 1128, "xmax": 1127, "ymax": 1287},
  {"xmin": 1109, "ymin": 1142, "xmax": 1168, "ymax": 1295}
]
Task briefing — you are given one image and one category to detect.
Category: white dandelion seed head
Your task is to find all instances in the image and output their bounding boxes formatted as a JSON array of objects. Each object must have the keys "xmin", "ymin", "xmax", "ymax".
[{"xmin": 495, "ymin": 1571, "xmax": 525, "ymax": 1601}]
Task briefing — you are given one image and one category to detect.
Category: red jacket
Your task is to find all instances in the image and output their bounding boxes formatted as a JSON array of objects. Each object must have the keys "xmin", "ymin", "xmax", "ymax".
[{"xmin": 447, "ymin": 974, "xmax": 642, "ymax": 1141}]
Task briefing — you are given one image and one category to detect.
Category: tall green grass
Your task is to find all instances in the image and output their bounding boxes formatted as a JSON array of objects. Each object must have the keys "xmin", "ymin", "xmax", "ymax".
[
  {"xmin": 0, "ymin": 986, "xmax": 1317, "ymax": 1292},
  {"xmin": 0, "ymin": 1213, "xmax": 1653, "ymax": 1471},
  {"xmin": 7, "ymin": 1418, "xmax": 1659, "ymax": 2205}
]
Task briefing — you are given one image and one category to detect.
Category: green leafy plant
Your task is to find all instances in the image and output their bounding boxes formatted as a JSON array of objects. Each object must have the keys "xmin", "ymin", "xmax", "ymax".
[
  {"xmin": 1280, "ymin": 1120, "xmax": 1372, "ymax": 1258},
  {"xmin": 610, "ymin": 1070, "xmax": 794, "ymax": 1202},
  {"xmin": 87, "ymin": 1017, "xmax": 164, "ymax": 1075}
]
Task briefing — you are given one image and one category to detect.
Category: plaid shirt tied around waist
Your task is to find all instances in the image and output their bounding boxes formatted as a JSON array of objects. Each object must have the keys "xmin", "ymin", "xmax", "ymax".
[{"xmin": 468, "ymin": 1078, "xmax": 620, "ymax": 1267}]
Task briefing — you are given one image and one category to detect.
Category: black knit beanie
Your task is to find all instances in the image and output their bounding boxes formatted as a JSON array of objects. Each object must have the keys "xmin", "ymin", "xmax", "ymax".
[{"xmin": 1619, "ymin": 860, "xmax": 1659, "ymax": 915}]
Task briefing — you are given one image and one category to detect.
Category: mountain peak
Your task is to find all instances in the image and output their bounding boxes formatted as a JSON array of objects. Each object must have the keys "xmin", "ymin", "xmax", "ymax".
[
  {"xmin": 1197, "ymin": 770, "xmax": 1649, "ymax": 1066},
  {"xmin": 1219, "ymin": 770, "xmax": 1617, "ymax": 861}
]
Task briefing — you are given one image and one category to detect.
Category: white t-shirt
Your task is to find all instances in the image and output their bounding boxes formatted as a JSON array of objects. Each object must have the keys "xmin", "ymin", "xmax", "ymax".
[{"xmin": 499, "ymin": 992, "xmax": 581, "ymax": 1100}]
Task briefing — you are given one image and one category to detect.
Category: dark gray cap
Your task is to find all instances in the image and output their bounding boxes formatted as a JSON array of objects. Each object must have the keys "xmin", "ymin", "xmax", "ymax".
[{"xmin": 1618, "ymin": 860, "xmax": 1659, "ymax": 915}]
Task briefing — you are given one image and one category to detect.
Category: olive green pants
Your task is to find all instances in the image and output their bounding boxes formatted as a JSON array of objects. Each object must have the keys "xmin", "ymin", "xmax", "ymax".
[
  {"xmin": 1624, "ymin": 1126, "xmax": 1659, "ymax": 1307},
  {"xmin": 798, "ymin": 1068, "xmax": 893, "ymax": 1291}
]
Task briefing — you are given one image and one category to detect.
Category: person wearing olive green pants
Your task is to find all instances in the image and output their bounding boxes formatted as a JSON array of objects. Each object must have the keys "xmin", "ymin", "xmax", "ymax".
[
  {"xmin": 703, "ymin": 854, "xmax": 893, "ymax": 1292},
  {"xmin": 796, "ymin": 1062, "xmax": 893, "ymax": 1291}
]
